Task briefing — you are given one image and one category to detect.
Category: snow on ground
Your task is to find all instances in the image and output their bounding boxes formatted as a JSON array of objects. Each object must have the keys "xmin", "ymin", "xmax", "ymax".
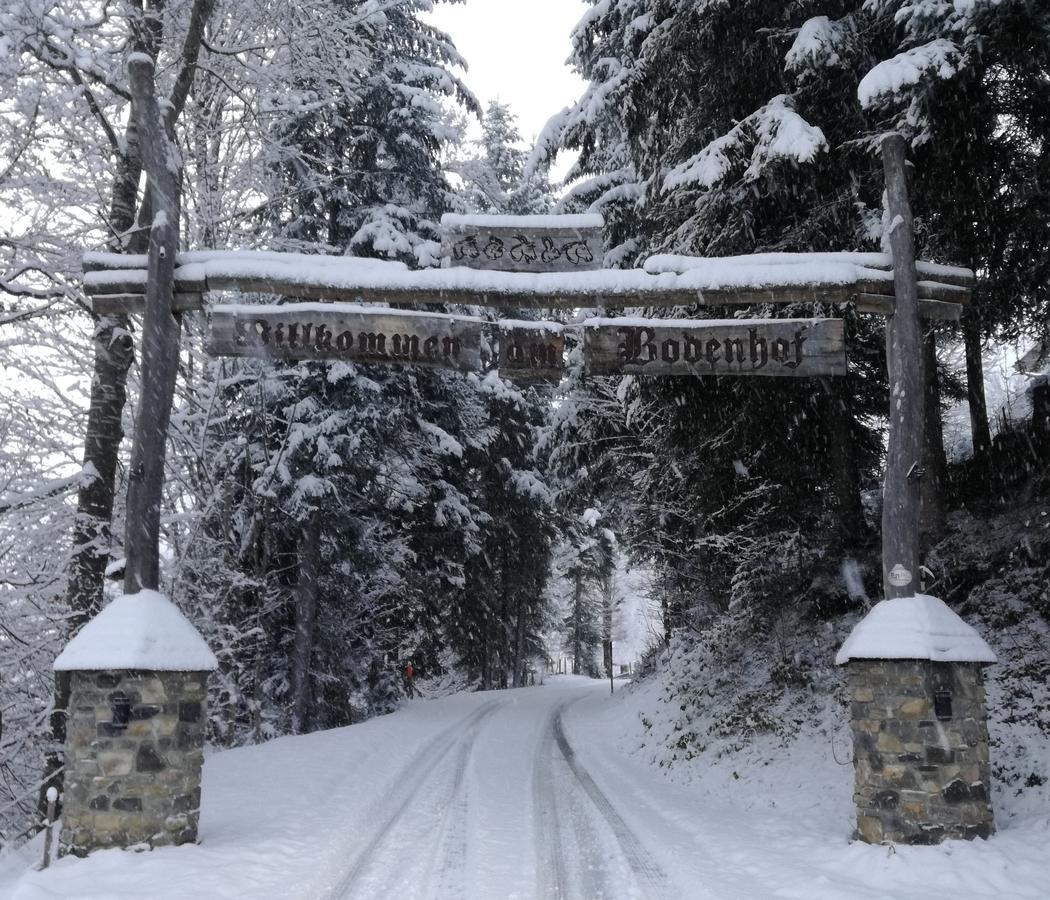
[{"xmin": 2, "ymin": 675, "xmax": 1048, "ymax": 899}]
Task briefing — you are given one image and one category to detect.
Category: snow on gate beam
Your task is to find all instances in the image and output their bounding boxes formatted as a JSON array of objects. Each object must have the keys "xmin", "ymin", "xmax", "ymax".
[{"xmin": 81, "ymin": 263, "xmax": 968, "ymax": 317}]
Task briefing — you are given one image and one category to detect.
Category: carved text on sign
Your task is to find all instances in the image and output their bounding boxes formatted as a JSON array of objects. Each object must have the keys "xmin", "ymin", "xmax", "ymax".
[
  {"xmin": 207, "ymin": 305, "xmax": 483, "ymax": 373},
  {"xmin": 498, "ymin": 324, "xmax": 565, "ymax": 381},
  {"xmin": 451, "ymin": 235, "xmax": 595, "ymax": 268},
  {"xmin": 441, "ymin": 216, "xmax": 603, "ymax": 274},
  {"xmin": 616, "ymin": 325, "xmax": 807, "ymax": 372},
  {"xmin": 233, "ymin": 318, "xmax": 465, "ymax": 362},
  {"xmin": 584, "ymin": 318, "xmax": 847, "ymax": 378}
]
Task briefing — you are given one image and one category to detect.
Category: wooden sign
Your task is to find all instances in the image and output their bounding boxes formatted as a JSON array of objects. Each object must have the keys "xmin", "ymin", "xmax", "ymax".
[
  {"xmin": 584, "ymin": 317, "xmax": 846, "ymax": 378},
  {"xmin": 441, "ymin": 214, "xmax": 604, "ymax": 274},
  {"xmin": 498, "ymin": 322, "xmax": 565, "ymax": 381},
  {"xmin": 207, "ymin": 304, "xmax": 482, "ymax": 372}
]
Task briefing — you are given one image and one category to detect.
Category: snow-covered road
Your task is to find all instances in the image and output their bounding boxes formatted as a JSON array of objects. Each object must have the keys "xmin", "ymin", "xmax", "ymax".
[
  {"xmin": 5, "ymin": 675, "xmax": 1049, "ymax": 899},
  {"xmin": 319, "ymin": 681, "xmax": 683, "ymax": 900}
]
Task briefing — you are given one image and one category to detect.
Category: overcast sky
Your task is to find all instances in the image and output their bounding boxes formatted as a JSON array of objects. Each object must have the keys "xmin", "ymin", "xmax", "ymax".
[{"xmin": 423, "ymin": 0, "xmax": 588, "ymax": 179}]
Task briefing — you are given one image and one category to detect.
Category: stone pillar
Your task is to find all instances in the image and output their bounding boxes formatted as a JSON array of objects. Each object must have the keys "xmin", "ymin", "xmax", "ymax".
[
  {"xmin": 846, "ymin": 659, "xmax": 994, "ymax": 844},
  {"xmin": 59, "ymin": 670, "xmax": 209, "ymax": 856},
  {"xmin": 836, "ymin": 594, "xmax": 996, "ymax": 845},
  {"xmin": 52, "ymin": 590, "xmax": 218, "ymax": 857}
]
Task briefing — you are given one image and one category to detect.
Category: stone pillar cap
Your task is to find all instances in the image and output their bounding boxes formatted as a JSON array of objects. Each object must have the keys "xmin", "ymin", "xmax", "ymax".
[
  {"xmin": 835, "ymin": 594, "xmax": 996, "ymax": 665},
  {"xmin": 54, "ymin": 589, "xmax": 218, "ymax": 672}
]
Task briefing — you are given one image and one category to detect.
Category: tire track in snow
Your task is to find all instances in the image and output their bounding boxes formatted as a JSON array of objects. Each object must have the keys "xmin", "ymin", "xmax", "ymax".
[
  {"xmin": 427, "ymin": 708, "xmax": 485, "ymax": 900},
  {"xmin": 552, "ymin": 704, "xmax": 671, "ymax": 899},
  {"xmin": 323, "ymin": 700, "xmax": 501, "ymax": 900},
  {"xmin": 532, "ymin": 705, "xmax": 569, "ymax": 899}
]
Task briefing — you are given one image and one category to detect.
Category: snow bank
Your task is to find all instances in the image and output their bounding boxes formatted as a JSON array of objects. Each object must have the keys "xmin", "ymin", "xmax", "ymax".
[
  {"xmin": 53, "ymin": 590, "xmax": 218, "ymax": 672},
  {"xmin": 835, "ymin": 594, "xmax": 996, "ymax": 665}
]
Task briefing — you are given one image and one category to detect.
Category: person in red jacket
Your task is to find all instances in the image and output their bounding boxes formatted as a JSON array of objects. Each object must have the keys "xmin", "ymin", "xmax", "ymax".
[{"xmin": 404, "ymin": 660, "xmax": 416, "ymax": 697}]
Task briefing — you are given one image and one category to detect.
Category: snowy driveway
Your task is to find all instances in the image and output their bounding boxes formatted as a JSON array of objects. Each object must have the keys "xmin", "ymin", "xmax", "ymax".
[{"xmin": 6, "ymin": 676, "xmax": 1048, "ymax": 899}]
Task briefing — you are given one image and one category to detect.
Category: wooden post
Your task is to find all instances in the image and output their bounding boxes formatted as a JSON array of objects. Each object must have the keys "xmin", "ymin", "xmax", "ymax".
[
  {"xmin": 880, "ymin": 135, "xmax": 926, "ymax": 599},
  {"xmin": 123, "ymin": 55, "xmax": 183, "ymax": 594},
  {"xmin": 38, "ymin": 787, "xmax": 57, "ymax": 870}
]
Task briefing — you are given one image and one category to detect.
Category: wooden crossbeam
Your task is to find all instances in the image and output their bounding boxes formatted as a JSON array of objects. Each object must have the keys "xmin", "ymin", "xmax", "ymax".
[
  {"xmin": 87, "ymin": 284, "xmax": 964, "ymax": 320},
  {"xmin": 81, "ymin": 249, "xmax": 973, "ymax": 317},
  {"xmin": 855, "ymin": 294, "xmax": 963, "ymax": 322}
]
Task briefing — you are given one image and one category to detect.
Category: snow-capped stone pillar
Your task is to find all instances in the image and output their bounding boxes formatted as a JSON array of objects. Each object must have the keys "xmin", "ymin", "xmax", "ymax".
[
  {"xmin": 837, "ymin": 595, "xmax": 996, "ymax": 845},
  {"xmin": 53, "ymin": 591, "xmax": 218, "ymax": 857}
]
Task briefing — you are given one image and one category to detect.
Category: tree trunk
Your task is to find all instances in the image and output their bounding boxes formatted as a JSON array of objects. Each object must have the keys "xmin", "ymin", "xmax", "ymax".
[
  {"xmin": 511, "ymin": 594, "xmax": 526, "ymax": 688},
  {"xmin": 291, "ymin": 519, "xmax": 321, "ymax": 734},
  {"xmin": 823, "ymin": 375, "xmax": 867, "ymax": 548},
  {"xmin": 963, "ymin": 310, "xmax": 992, "ymax": 471},
  {"xmin": 572, "ymin": 571, "xmax": 583, "ymax": 675},
  {"xmin": 921, "ymin": 331, "xmax": 948, "ymax": 552}
]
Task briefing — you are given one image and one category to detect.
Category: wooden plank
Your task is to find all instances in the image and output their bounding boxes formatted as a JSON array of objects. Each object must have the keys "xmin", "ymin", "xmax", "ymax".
[
  {"xmin": 860, "ymin": 279, "xmax": 970, "ymax": 305},
  {"xmin": 916, "ymin": 280, "xmax": 971, "ymax": 303},
  {"xmin": 870, "ymin": 261, "xmax": 974, "ymax": 289},
  {"xmin": 441, "ymin": 215, "xmax": 603, "ymax": 274},
  {"xmin": 914, "ymin": 262, "xmax": 975, "ymax": 289},
  {"xmin": 880, "ymin": 133, "xmax": 925, "ymax": 600},
  {"xmin": 88, "ymin": 278, "xmax": 861, "ymax": 312},
  {"xmin": 84, "ymin": 250, "xmax": 976, "ymax": 288},
  {"xmin": 584, "ymin": 318, "xmax": 846, "ymax": 378},
  {"xmin": 206, "ymin": 305, "xmax": 482, "ymax": 373},
  {"xmin": 92, "ymin": 293, "xmax": 204, "ymax": 315},
  {"xmin": 498, "ymin": 323, "xmax": 565, "ymax": 381},
  {"xmin": 82, "ymin": 252, "xmax": 150, "ymax": 272},
  {"xmin": 83, "ymin": 265, "xmax": 968, "ymax": 312},
  {"xmin": 855, "ymin": 294, "xmax": 963, "ymax": 322}
]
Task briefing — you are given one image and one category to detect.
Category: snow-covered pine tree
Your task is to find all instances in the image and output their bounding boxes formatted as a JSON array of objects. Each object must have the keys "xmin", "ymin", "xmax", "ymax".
[
  {"xmin": 453, "ymin": 101, "xmax": 553, "ymax": 216},
  {"xmin": 852, "ymin": 0, "xmax": 1050, "ymax": 469},
  {"xmin": 264, "ymin": 0, "xmax": 477, "ymax": 264},
  {"xmin": 536, "ymin": 1, "xmax": 885, "ymax": 637},
  {"xmin": 548, "ymin": 509, "xmax": 615, "ymax": 677},
  {"xmin": 450, "ymin": 374, "xmax": 556, "ymax": 690}
]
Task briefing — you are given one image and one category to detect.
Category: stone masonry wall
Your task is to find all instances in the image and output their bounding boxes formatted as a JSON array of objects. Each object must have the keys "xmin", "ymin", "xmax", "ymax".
[
  {"xmin": 848, "ymin": 659, "xmax": 994, "ymax": 844},
  {"xmin": 60, "ymin": 670, "xmax": 208, "ymax": 856}
]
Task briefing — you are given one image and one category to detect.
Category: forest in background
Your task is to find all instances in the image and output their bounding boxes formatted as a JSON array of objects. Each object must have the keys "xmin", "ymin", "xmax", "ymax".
[{"xmin": 1, "ymin": 0, "xmax": 1048, "ymax": 848}]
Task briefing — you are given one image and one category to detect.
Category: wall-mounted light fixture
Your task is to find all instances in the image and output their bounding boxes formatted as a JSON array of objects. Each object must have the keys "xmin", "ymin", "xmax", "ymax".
[{"xmin": 110, "ymin": 692, "xmax": 131, "ymax": 731}]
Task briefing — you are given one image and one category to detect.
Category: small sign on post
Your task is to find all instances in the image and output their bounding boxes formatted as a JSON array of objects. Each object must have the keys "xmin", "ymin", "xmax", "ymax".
[
  {"xmin": 584, "ymin": 317, "xmax": 846, "ymax": 378},
  {"xmin": 441, "ymin": 213, "xmax": 604, "ymax": 274}
]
